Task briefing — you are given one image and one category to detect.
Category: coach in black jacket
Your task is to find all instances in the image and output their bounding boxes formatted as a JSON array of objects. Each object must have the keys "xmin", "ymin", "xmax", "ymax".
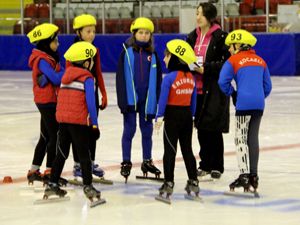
[{"xmin": 186, "ymin": 2, "xmax": 230, "ymax": 179}]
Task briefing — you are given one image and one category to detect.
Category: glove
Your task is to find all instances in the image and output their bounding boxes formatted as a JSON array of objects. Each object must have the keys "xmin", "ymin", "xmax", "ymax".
[
  {"xmin": 91, "ymin": 125, "xmax": 100, "ymax": 140},
  {"xmin": 231, "ymin": 90, "xmax": 237, "ymax": 107},
  {"xmin": 99, "ymin": 95, "xmax": 107, "ymax": 110},
  {"xmin": 37, "ymin": 74, "xmax": 48, "ymax": 87},
  {"xmin": 154, "ymin": 117, "xmax": 164, "ymax": 135}
]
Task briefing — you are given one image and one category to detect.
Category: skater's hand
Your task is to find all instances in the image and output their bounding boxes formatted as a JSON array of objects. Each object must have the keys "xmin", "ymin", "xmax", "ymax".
[
  {"xmin": 37, "ymin": 74, "xmax": 48, "ymax": 87},
  {"xmin": 99, "ymin": 94, "xmax": 107, "ymax": 110},
  {"xmin": 92, "ymin": 125, "xmax": 100, "ymax": 140},
  {"xmin": 154, "ymin": 117, "xmax": 163, "ymax": 135}
]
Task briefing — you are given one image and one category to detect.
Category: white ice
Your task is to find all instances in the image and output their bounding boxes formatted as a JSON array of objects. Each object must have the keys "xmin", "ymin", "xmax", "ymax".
[{"xmin": 0, "ymin": 71, "xmax": 299, "ymax": 225}]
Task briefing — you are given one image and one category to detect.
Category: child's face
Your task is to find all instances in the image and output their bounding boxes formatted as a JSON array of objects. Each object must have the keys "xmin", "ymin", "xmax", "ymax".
[
  {"xmin": 50, "ymin": 36, "xmax": 59, "ymax": 52},
  {"xmin": 135, "ymin": 29, "xmax": 151, "ymax": 42},
  {"xmin": 163, "ymin": 53, "xmax": 171, "ymax": 68},
  {"xmin": 79, "ymin": 25, "xmax": 96, "ymax": 43},
  {"xmin": 196, "ymin": 6, "xmax": 209, "ymax": 29}
]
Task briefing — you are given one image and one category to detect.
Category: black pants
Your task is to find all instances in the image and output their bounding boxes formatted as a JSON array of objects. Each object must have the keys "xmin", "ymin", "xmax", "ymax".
[
  {"xmin": 50, "ymin": 123, "xmax": 92, "ymax": 185},
  {"xmin": 72, "ymin": 92, "xmax": 99, "ymax": 162},
  {"xmin": 163, "ymin": 106, "xmax": 197, "ymax": 182},
  {"xmin": 197, "ymin": 130, "xmax": 224, "ymax": 173},
  {"xmin": 32, "ymin": 106, "xmax": 58, "ymax": 168}
]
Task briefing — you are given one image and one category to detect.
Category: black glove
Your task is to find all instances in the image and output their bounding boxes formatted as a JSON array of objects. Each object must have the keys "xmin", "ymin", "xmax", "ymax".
[
  {"xmin": 91, "ymin": 126, "xmax": 100, "ymax": 140},
  {"xmin": 37, "ymin": 74, "xmax": 48, "ymax": 87},
  {"xmin": 232, "ymin": 90, "xmax": 237, "ymax": 106}
]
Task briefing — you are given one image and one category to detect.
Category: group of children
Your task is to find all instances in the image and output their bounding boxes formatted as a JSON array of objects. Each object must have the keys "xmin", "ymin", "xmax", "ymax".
[{"xmin": 26, "ymin": 13, "xmax": 272, "ymax": 203}]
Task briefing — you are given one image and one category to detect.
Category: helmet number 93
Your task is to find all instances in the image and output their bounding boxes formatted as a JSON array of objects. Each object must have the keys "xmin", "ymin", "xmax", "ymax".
[
  {"xmin": 175, "ymin": 45, "xmax": 186, "ymax": 56},
  {"xmin": 85, "ymin": 49, "xmax": 94, "ymax": 58},
  {"xmin": 231, "ymin": 33, "xmax": 242, "ymax": 41},
  {"xmin": 33, "ymin": 29, "xmax": 42, "ymax": 38}
]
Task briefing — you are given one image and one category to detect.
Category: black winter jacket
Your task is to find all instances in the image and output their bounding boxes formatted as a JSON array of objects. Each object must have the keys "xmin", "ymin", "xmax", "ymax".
[{"xmin": 186, "ymin": 28, "xmax": 230, "ymax": 133}]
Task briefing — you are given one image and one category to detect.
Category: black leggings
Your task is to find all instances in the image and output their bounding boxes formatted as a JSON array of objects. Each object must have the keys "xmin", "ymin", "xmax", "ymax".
[
  {"xmin": 163, "ymin": 106, "xmax": 197, "ymax": 182},
  {"xmin": 32, "ymin": 106, "xmax": 58, "ymax": 168},
  {"xmin": 50, "ymin": 123, "xmax": 92, "ymax": 185}
]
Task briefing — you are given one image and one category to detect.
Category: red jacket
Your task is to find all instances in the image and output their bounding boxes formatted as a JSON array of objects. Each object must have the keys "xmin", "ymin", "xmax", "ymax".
[
  {"xmin": 28, "ymin": 49, "xmax": 61, "ymax": 104},
  {"xmin": 56, "ymin": 67, "xmax": 93, "ymax": 125}
]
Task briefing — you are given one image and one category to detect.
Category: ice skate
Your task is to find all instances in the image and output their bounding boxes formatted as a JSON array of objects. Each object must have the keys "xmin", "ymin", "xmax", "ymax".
[
  {"xmin": 27, "ymin": 169, "xmax": 43, "ymax": 185},
  {"xmin": 68, "ymin": 165, "xmax": 83, "ymax": 185},
  {"xmin": 197, "ymin": 169, "xmax": 213, "ymax": 182},
  {"xmin": 224, "ymin": 174, "xmax": 259, "ymax": 198},
  {"xmin": 120, "ymin": 161, "xmax": 132, "ymax": 183},
  {"xmin": 34, "ymin": 183, "xmax": 70, "ymax": 204},
  {"xmin": 184, "ymin": 179, "xmax": 202, "ymax": 202},
  {"xmin": 92, "ymin": 163, "xmax": 113, "ymax": 185},
  {"xmin": 155, "ymin": 181, "xmax": 174, "ymax": 204},
  {"xmin": 42, "ymin": 169, "xmax": 68, "ymax": 187},
  {"xmin": 136, "ymin": 159, "xmax": 163, "ymax": 181},
  {"xmin": 83, "ymin": 184, "xmax": 106, "ymax": 208},
  {"xmin": 249, "ymin": 174, "xmax": 260, "ymax": 197}
]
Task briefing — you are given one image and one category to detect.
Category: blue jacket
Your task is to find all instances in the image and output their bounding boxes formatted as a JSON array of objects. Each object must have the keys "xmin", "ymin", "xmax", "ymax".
[
  {"xmin": 116, "ymin": 45, "xmax": 162, "ymax": 119},
  {"xmin": 218, "ymin": 50, "xmax": 272, "ymax": 115}
]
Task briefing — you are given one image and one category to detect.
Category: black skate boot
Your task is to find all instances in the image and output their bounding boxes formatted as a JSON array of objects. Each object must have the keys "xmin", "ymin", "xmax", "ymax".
[
  {"xmin": 83, "ymin": 184, "xmax": 106, "ymax": 207},
  {"xmin": 43, "ymin": 182, "xmax": 67, "ymax": 199},
  {"xmin": 42, "ymin": 169, "xmax": 68, "ymax": 187},
  {"xmin": 155, "ymin": 181, "xmax": 174, "ymax": 204},
  {"xmin": 27, "ymin": 169, "xmax": 43, "ymax": 185},
  {"xmin": 184, "ymin": 179, "xmax": 201, "ymax": 201},
  {"xmin": 141, "ymin": 159, "xmax": 161, "ymax": 178},
  {"xmin": 120, "ymin": 161, "xmax": 132, "ymax": 183},
  {"xmin": 229, "ymin": 174, "xmax": 250, "ymax": 192},
  {"xmin": 249, "ymin": 173, "xmax": 259, "ymax": 192}
]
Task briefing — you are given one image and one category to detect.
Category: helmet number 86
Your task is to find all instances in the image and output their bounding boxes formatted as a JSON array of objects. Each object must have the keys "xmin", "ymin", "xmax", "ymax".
[
  {"xmin": 175, "ymin": 45, "xmax": 186, "ymax": 56},
  {"xmin": 85, "ymin": 49, "xmax": 94, "ymax": 58},
  {"xmin": 33, "ymin": 30, "xmax": 42, "ymax": 38}
]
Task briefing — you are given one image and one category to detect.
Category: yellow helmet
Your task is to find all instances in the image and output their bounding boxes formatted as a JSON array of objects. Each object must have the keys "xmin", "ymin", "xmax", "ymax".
[
  {"xmin": 225, "ymin": 29, "xmax": 257, "ymax": 47},
  {"xmin": 130, "ymin": 17, "xmax": 154, "ymax": 33},
  {"xmin": 166, "ymin": 39, "xmax": 196, "ymax": 65},
  {"xmin": 73, "ymin": 14, "xmax": 96, "ymax": 30},
  {"xmin": 64, "ymin": 41, "xmax": 97, "ymax": 62},
  {"xmin": 27, "ymin": 23, "xmax": 58, "ymax": 44}
]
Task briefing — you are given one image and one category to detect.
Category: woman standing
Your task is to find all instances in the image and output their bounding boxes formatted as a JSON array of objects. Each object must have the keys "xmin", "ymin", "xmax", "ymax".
[{"xmin": 186, "ymin": 2, "xmax": 230, "ymax": 179}]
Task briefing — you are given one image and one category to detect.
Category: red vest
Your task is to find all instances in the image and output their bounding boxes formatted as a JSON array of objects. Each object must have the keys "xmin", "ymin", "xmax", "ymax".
[
  {"xmin": 56, "ymin": 67, "xmax": 93, "ymax": 126},
  {"xmin": 28, "ymin": 49, "xmax": 61, "ymax": 104},
  {"xmin": 168, "ymin": 71, "xmax": 195, "ymax": 106}
]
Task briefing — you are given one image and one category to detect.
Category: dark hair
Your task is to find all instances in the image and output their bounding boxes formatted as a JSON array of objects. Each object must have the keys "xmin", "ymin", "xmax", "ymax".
[
  {"xmin": 197, "ymin": 2, "xmax": 217, "ymax": 25},
  {"xmin": 164, "ymin": 49, "xmax": 190, "ymax": 72},
  {"xmin": 36, "ymin": 32, "xmax": 60, "ymax": 63}
]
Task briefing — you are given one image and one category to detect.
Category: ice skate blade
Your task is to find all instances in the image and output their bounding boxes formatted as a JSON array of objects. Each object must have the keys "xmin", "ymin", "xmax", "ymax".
[
  {"xmin": 34, "ymin": 186, "xmax": 74, "ymax": 193},
  {"xmin": 136, "ymin": 176, "xmax": 164, "ymax": 182},
  {"xmin": 155, "ymin": 195, "xmax": 171, "ymax": 204},
  {"xmin": 92, "ymin": 177, "xmax": 113, "ymax": 185},
  {"xmin": 184, "ymin": 194, "xmax": 203, "ymax": 202},
  {"xmin": 90, "ymin": 198, "xmax": 106, "ymax": 208},
  {"xmin": 198, "ymin": 177, "xmax": 214, "ymax": 182},
  {"xmin": 34, "ymin": 196, "xmax": 70, "ymax": 204},
  {"xmin": 224, "ymin": 190, "xmax": 260, "ymax": 198},
  {"xmin": 68, "ymin": 179, "xmax": 83, "ymax": 186}
]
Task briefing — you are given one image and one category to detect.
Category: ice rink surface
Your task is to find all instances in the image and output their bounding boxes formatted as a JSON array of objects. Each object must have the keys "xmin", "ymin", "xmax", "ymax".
[{"xmin": 0, "ymin": 71, "xmax": 299, "ymax": 225}]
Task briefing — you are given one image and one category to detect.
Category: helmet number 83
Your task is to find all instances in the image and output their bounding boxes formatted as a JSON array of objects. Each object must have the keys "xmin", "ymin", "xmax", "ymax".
[
  {"xmin": 85, "ymin": 49, "xmax": 94, "ymax": 58},
  {"xmin": 175, "ymin": 45, "xmax": 186, "ymax": 56},
  {"xmin": 231, "ymin": 33, "xmax": 242, "ymax": 41}
]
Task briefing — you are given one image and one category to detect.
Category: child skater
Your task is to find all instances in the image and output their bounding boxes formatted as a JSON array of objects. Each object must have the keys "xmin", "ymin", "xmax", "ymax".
[
  {"xmin": 44, "ymin": 41, "xmax": 105, "ymax": 206},
  {"xmin": 70, "ymin": 14, "xmax": 108, "ymax": 180},
  {"xmin": 155, "ymin": 39, "xmax": 199, "ymax": 203},
  {"xmin": 218, "ymin": 29, "xmax": 272, "ymax": 194},
  {"xmin": 26, "ymin": 23, "xmax": 65, "ymax": 185},
  {"xmin": 116, "ymin": 17, "xmax": 163, "ymax": 183}
]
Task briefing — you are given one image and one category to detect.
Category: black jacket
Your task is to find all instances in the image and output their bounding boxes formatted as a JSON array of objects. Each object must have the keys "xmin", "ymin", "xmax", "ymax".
[{"xmin": 186, "ymin": 28, "xmax": 230, "ymax": 133}]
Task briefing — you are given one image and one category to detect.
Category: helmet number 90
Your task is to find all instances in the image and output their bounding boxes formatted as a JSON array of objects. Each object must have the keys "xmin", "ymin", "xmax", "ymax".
[
  {"xmin": 175, "ymin": 45, "xmax": 186, "ymax": 56},
  {"xmin": 33, "ymin": 29, "xmax": 42, "ymax": 38},
  {"xmin": 85, "ymin": 49, "xmax": 94, "ymax": 58},
  {"xmin": 231, "ymin": 33, "xmax": 242, "ymax": 41}
]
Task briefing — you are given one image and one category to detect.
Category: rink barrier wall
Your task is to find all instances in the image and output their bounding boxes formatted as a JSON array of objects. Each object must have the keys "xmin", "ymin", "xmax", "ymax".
[{"xmin": 0, "ymin": 33, "xmax": 300, "ymax": 76}]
